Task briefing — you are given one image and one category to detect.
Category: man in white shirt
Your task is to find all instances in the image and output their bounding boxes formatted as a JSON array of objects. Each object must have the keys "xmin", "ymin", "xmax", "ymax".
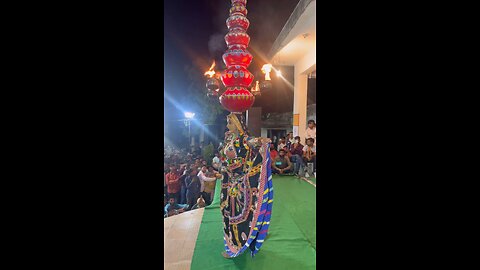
[
  {"xmin": 305, "ymin": 120, "xmax": 316, "ymax": 144},
  {"xmin": 286, "ymin": 132, "xmax": 295, "ymax": 148},
  {"xmin": 277, "ymin": 138, "xmax": 286, "ymax": 152},
  {"xmin": 197, "ymin": 166, "xmax": 217, "ymax": 204}
]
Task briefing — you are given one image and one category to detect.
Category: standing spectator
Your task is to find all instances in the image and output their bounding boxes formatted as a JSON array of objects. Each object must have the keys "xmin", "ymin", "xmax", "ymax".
[
  {"xmin": 303, "ymin": 138, "xmax": 316, "ymax": 175},
  {"xmin": 306, "ymin": 120, "xmax": 316, "ymax": 144},
  {"xmin": 194, "ymin": 158, "xmax": 202, "ymax": 170},
  {"xmin": 286, "ymin": 132, "xmax": 294, "ymax": 149},
  {"xmin": 197, "ymin": 166, "xmax": 217, "ymax": 205},
  {"xmin": 204, "ymin": 166, "xmax": 218, "ymax": 204},
  {"xmin": 179, "ymin": 170, "xmax": 188, "ymax": 204},
  {"xmin": 289, "ymin": 136, "xmax": 305, "ymax": 176},
  {"xmin": 185, "ymin": 168, "xmax": 201, "ymax": 209},
  {"xmin": 269, "ymin": 144, "xmax": 278, "ymax": 161},
  {"xmin": 272, "ymin": 136, "xmax": 278, "ymax": 150},
  {"xmin": 164, "ymin": 167, "xmax": 169, "ymax": 197},
  {"xmin": 175, "ymin": 163, "xmax": 187, "ymax": 204},
  {"xmin": 212, "ymin": 152, "xmax": 221, "ymax": 170},
  {"xmin": 272, "ymin": 149, "xmax": 293, "ymax": 175},
  {"xmin": 165, "ymin": 164, "xmax": 181, "ymax": 203},
  {"xmin": 277, "ymin": 138, "xmax": 286, "ymax": 152}
]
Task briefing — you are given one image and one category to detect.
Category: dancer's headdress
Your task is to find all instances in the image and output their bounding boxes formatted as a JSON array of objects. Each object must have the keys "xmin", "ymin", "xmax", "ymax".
[{"xmin": 227, "ymin": 113, "xmax": 245, "ymax": 135}]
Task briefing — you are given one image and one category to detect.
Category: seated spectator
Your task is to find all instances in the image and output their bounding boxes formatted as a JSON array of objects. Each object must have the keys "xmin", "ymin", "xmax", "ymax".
[
  {"xmin": 289, "ymin": 136, "xmax": 305, "ymax": 176},
  {"xmin": 191, "ymin": 196, "xmax": 206, "ymax": 210},
  {"xmin": 164, "ymin": 195, "xmax": 167, "ymax": 218},
  {"xmin": 269, "ymin": 143, "xmax": 278, "ymax": 160},
  {"xmin": 272, "ymin": 149, "xmax": 293, "ymax": 175},
  {"xmin": 303, "ymin": 138, "xmax": 316, "ymax": 176},
  {"xmin": 164, "ymin": 196, "xmax": 189, "ymax": 217}
]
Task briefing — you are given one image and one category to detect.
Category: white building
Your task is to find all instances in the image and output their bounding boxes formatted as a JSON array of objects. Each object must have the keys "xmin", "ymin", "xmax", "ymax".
[{"xmin": 269, "ymin": 0, "xmax": 316, "ymax": 141}]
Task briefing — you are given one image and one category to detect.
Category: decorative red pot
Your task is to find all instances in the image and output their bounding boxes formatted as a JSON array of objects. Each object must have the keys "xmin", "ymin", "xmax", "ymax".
[
  {"xmin": 222, "ymin": 49, "xmax": 253, "ymax": 67},
  {"xmin": 229, "ymin": 4, "xmax": 247, "ymax": 16},
  {"xmin": 226, "ymin": 15, "xmax": 250, "ymax": 31},
  {"xmin": 225, "ymin": 30, "xmax": 250, "ymax": 48},
  {"xmin": 219, "ymin": 87, "xmax": 255, "ymax": 113},
  {"xmin": 221, "ymin": 66, "xmax": 254, "ymax": 88},
  {"xmin": 231, "ymin": 0, "xmax": 247, "ymax": 5}
]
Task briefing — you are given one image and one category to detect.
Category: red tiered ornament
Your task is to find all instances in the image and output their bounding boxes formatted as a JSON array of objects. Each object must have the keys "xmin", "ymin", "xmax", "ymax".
[{"xmin": 219, "ymin": 0, "xmax": 255, "ymax": 113}]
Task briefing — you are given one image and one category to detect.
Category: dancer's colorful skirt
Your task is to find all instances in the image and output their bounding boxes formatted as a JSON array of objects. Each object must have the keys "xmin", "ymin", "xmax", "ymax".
[{"xmin": 220, "ymin": 143, "xmax": 273, "ymax": 257}]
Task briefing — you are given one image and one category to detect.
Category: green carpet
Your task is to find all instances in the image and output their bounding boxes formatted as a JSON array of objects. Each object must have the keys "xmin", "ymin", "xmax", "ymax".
[{"xmin": 190, "ymin": 176, "xmax": 316, "ymax": 270}]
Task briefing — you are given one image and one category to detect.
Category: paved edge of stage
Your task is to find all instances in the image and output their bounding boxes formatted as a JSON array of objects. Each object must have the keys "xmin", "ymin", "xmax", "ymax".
[
  {"xmin": 164, "ymin": 180, "xmax": 223, "ymax": 270},
  {"xmin": 164, "ymin": 207, "xmax": 205, "ymax": 270}
]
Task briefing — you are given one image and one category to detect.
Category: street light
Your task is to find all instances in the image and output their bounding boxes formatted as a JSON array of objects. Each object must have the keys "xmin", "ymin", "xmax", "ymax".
[
  {"xmin": 184, "ymin": 112, "xmax": 195, "ymax": 152},
  {"xmin": 184, "ymin": 112, "xmax": 195, "ymax": 119}
]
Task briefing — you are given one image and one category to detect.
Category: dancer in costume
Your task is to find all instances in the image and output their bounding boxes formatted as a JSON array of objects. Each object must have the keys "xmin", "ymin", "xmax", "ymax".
[{"xmin": 219, "ymin": 113, "xmax": 273, "ymax": 258}]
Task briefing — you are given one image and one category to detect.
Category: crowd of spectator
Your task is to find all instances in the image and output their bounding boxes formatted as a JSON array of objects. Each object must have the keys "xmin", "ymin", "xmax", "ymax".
[
  {"xmin": 163, "ymin": 146, "xmax": 221, "ymax": 218},
  {"xmin": 164, "ymin": 120, "xmax": 316, "ymax": 217},
  {"xmin": 270, "ymin": 120, "xmax": 317, "ymax": 178}
]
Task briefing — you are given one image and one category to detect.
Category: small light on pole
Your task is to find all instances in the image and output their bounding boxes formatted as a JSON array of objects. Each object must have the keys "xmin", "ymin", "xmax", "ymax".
[
  {"xmin": 184, "ymin": 112, "xmax": 195, "ymax": 152},
  {"xmin": 261, "ymin": 64, "xmax": 272, "ymax": 81}
]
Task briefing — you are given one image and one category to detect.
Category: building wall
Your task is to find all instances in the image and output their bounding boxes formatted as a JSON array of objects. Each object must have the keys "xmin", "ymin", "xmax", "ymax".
[
  {"xmin": 261, "ymin": 112, "xmax": 292, "ymax": 129},
  {"xmin": 260, "ymin": 111, "xmax": 294, "ymax": 139},
  {"xmin": 258, "ymin": 104, "xmax": 315, "ymax": 140},
  {"xmin": 261, "ymin": 128, "xmax": 268, "ymax": 138},
  {"xmin": 246, "ymin": 107, "xmax": 262, "ymax": 137}
]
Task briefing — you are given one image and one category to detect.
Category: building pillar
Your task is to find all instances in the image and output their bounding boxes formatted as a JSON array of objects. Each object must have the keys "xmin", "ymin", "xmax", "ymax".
[
  {"xmin": 293, "ymin": 72, "xmax": 308, "ymax": 141},
  {"xmin": 246, "ymin": 107, "xmax": 262, "ymax": 137}
]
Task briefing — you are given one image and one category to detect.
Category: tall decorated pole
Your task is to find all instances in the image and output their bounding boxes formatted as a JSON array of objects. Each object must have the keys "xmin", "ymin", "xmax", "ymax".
[
  {"xmin": 207, "ymin": 0, "xmax": 274, "ymax": 260},
  {"xmin": 219, "ymin": 0, "xmax": 255, "ymax": 113}
]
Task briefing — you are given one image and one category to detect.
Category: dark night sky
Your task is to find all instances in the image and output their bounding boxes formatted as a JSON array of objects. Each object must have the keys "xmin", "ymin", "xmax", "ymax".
[{"xmin": 164, "ymin": 0, "xmax": 301, "ymax": 120}]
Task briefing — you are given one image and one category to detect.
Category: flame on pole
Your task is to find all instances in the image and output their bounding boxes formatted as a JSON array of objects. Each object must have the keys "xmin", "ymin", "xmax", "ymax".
[{"xmin": 204, "ymin": 61, "xmax": 216, "ymax": 78}]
